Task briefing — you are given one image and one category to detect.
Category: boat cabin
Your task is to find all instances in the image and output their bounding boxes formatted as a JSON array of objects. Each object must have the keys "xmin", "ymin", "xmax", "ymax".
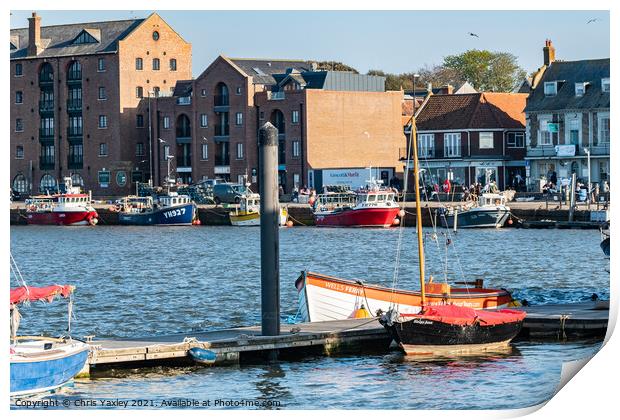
[
  {"xmin": 479, "ymin": 193, "xmax": 507, "ymax": 207},
  {"xmin": 356, "ymin": 191, "xmax": 396, "ymax": 207},
  {"xmin": 240, "ymin": 194, "xmax": 261, "ymax": 213},
  {"xmin": 58, "ymin": 194, "xmax": 89, "ymax": 206},
  {"xmin": 158, "ymin": 193, "xmax": 192, "ymax": 208},
  {"xmin": 121, "ymin": 196, "xmax": 154, "ymax": 213},
  {"xmin": 25, "ymin": 197, "xmax": 55, "ymax": 212}
]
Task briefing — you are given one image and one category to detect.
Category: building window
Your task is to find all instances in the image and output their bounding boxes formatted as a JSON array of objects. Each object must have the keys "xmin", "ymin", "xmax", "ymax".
[
  {"xmin": 152, "ymin": 31, "xmax": 160, "ymax": 41},
  {"xmin": 15, "ymin": 145, "xmax": 24, "ymax": 159},
  {"xmin": 479, "ymin": 132, "xmax": 494, "ymax": 149},
  {"xmin": 600, "ymin": 161, "xmax": 609, "ymax": 181},
  {"xmin": 418, "ymin": 134, "xmax": 434, "ymax": 157},
  {"xmin": 575, "ymin": 82, "xmax": 587, "ymax": 97},
  {"xmin": 292, "ymin": 110, "xmax": 299, "ymax": 124},
  {"xmin": 152, "ymin": 58, "xmax": 160, "ymax": 71},
  {"xmin": 444, "ymin": 133, "xmax": 461, "ymax": 157},
  {"xmin": 602, "ymin": 78, "xmax": 610, "ymax": 93},
  {"xmin": 544, "ymin": 82, "xmax": 557, "ymax": 96},
  {"xmin": 97, "ymin": 58, "xmax": 105, "ymax": 72},
  {"xmin": 136, "ymin": 114, "xmax": 144, "ymax": 128},
  {"xmin": 15, "ymin": 63, "xmax": 23, "ymax": 76},
  {"xmin": 136, "ymin": 57, "xmax": 143, "ymax": 70},
  {"xmin": 15, "ymin": 91, "xmax": 23, "ymax": 104},
  {"xmin": 163, "ymin": 145, "xmax": 170, "ymax": 160},
  {"xmin": 98, "ymin": 86, "xmax": 107, "ymax": 100},
  {"xmin": 136, "ymin": 142, "xmax": 144, "ymax": 156},
  {"xmin": 136, "ymin": 86, "xmax": 143, "ymax": 98},
  {"xmin": 116, "ymin": 171, "xmax": 127, "ymax": 187},
  {"xmin": 201, "ymin": 89, "xmax": 207, "ymax": 97},
  {"xmin": 235, "ymin": 112, "xmax": 243, "ymax": 126},
  {"xmin": 153, "ymin": 86, "xmax": 160, "ymax": 97},
  {"xmin": 169, "ymin": 59, "xmax": 177, "ymax": 71},
  {"xmin": 99, "ymin": 143, "xmax": 108, "ymax": 156},
  {"xmin": 538, "ymin": 117, "xmax": 556, "ymax": 146},
  {"xmin": 292, "ymin": 140, "xmax": 300, "ymax": 158},
  {"xmin": 15, "ymin": 118, "xmax": 23, "ymax": 132},
  {"xmin": 13, "ymin": 174, "xmax": 28, "ymax": 193},
  {"xmin": 236, "ymin": 86, "xmax": 242, "ymax": 95},
  {"xmin": 68, "ymin": 116, "xmax": 82, "ymax": 135},
  {"xmin": 201, "ymin": 143, "xmax": 208, "ymax": 160},
  {"xmin": 599, "ymin": 114, "xmax": 610, "ymax": 144},
  {"xmin": 98, "ymin": 171, "xmax": 110, "ymax": 188},
  {"xmin": 40, "ymin": 174, "xmax": 57, "ymax": 192},
  {"xmin": 568, "ymin": 118, "xmax": 580, "ymax": 145},
  {"xmin": 236, "ymin": 143, "xmax": 244, "ymax": 159},
  {"xmin": 200, "ymin": 114, "xmax": 208, "ymax": 128},
  {"xmin": 71, "ymin": 174, "xmax": 84, "ymax": 187},
  {"xmin": 507, "ymin": 132, "xmax": 525, "ymax": 148},
  {"xmin": 98, "ymin": 115, "xmax": 108, "ymax": 128},
  {"xmin": 163, "ymin": 116, "xmax": 170, "ymax": 129}
]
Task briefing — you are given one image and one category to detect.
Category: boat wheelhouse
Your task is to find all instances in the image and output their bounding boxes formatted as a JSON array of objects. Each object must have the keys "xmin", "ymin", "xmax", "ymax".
[
  {"xmin": 441, "ymin": 193, "xmax": 511, "ymax": 229},
  {"xmin": 25, "ymin": 178, "xmax": 98, "ymax": 226}
]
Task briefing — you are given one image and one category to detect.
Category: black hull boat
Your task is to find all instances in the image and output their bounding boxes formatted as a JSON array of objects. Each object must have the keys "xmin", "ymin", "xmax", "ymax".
[{"xmin": 380, "ymin": 305, "xmax": 526, "ymax": 356}]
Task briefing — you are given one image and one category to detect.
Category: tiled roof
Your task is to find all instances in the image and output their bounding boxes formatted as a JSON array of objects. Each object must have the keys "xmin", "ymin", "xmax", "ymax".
[
  {"xmin": 10, "ymin": 18, "xmax": 144, "ymax": 59},
  {"xmin": 416, "ymin": 92, "xmax": 526, "ymax": 131},
  {"xmin": 173, "ymin": 80, "xmax": 193, "ymax": 97},
  {"xmin": 525, "ymin": 59, "xmax": 610, "ymax": 112},
  {"xmin": 229, "ymin": 58, "xmax": 315, "ymax": 85}
]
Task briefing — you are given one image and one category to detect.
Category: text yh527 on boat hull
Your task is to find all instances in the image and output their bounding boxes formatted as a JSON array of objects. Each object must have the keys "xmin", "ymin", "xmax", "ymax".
[
  {"xmin": 119, "ymin": 202, "xmax": 196, "ymax": 225},
  {"xmin": 295, "ymin": 271, "xmax": 515, "ymax": 323},
  {"xmin": 380, "ymin": 305, "xmax": 525, "ymax": 356}
]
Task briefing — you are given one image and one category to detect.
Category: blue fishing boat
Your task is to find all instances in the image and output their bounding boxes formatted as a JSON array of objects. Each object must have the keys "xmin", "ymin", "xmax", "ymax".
[
  {"xmin": 116, "ymin": 193, "xmax": 198, "ymax": 226},
  {"xmin": 440, "ymin": 193, "xmax": 511, "ymax": 229},
  {"xmin": 10, "ymin": 255, "xmax": 90, "ymax": 397}
]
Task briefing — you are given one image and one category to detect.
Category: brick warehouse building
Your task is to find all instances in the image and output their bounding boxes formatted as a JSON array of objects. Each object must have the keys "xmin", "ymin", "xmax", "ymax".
[
  {"xmin": 10, "ymin": 13, "xmax": 192, "ymax": 196},
  {"xmin": 147, "ymin": 56, "xmax": 406, "ymax": 193}
]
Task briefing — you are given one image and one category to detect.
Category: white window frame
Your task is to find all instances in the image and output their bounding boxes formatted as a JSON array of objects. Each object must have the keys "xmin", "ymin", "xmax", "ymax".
[
  {"xmin": 598, "ymin": 112, "xmax": 610, "ymax": 144},
  {"xmin": 97, "ymin": 58, "xmax": 106, "ymax": 72},
  {"xmin": 292, "ymin": 140, "xmax": 301, "ymax": 158},
  {"xmin": 235, "ymin": 112, "xmax": 243, "ymax": 126},
  {"xmin": 98, "ymin": 86, "xmax": 106, "ymax": 100},
  {"xmin": 601, "ymin": 78, "xmax": 610, "ymax": 93},
  {"xmin": 443, "ymin": 133, "xmax": 461, "ymax": 157},
  {"xmin": 236, "ymin": 143, "xmax": 244, "ymax": 159},
  {"xmin": 15, "ymin": 118, "xmax": 24, "ymax": 132},
  {"xmin": 292, "ymin": 110, "xmax": 300, "ymax": 124},
  {"xmin": 201, "ymin": 143, "xmax": 208, "ymax": 160},
  {"xmin": 575, "ymin": 82, "xmax": 586, "ymax": 97},
  {"xmin": 418, "ymin": 134, "xmax": 434, "ymax": 158},
  {"xmin": 99, "ymin": 143, "xmax": 108, "ymax": 157},
  {"xmin": 200, "ymin": 114, "xmax": 208, "ymax": 128},
  {"xmin": 163, "ymin": 116, "xmax": 170, "ymax": 129},
  {"xmin": 200, "ymin": 89, "xmax": 207, "ymax": 97},
  {"xmin": 163, "ymin": 145, "xmax": 170, "ymax": 160},
  {"xmin": 538, "ymin": 115, "xmax": 554, "ymax": 146},
  {"xmin": 136, "ymin": 142, "xmax": 144, "ymax": 156},
  {"xmin": 15, "ymin": 91, "xmax": 23, "ymax": 104},
  {"xmin": 544, "ymin": 82, "xmax": 557, "ymax": 96},
  {"xmin": 479, "ymin": 132, "xmax": 494, "ymax": 149},
  {"xmin": 566, "ymin": 115, "xmax": 581, "ymax": 145},
  {"xmin": 15, "ymin": 145, "xmax": 24, "ymax": 159}
]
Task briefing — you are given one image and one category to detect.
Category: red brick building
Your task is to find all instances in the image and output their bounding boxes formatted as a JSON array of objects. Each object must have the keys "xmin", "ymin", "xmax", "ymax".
[
  {"xmin": 148, "ymin": 56, "xmax": 407, "ymax": 193},
  {"xmin": 10, "ymin": 13, "xmax": 191, "ymax": 196},
  {"xmin": 411, "ymin": 92, "xmax": 528, "ymax": 190}
]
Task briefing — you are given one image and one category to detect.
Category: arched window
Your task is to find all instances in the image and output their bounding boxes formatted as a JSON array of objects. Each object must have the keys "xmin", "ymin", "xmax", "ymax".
[
  {"xmin": 40, "ymin": 174, "xmax": 57, "ymax": 193},
  {"xmin": 71, "ymin": 173, "xmax": 84, "ymax": 187},
  {"xmin": 12, "ymin": 174, "xmax": 28, "ymax": 193},
  {"xmin": 39, "ymin": 63, "xmax": 54, "ymax": 83},
  {"xmin": 215, "ymin": 82, "xmax": 229, "ymax": 106},
  {"xmin": 67, "ymin": 61, "xmax": 82, "ymax": 81},
  {"xmin": 270, "ymin": 109, "xmax": 285, "ymax": 134},
  {"xmin": 152, "ymin": 58, "xmax": 160, "ymax": 71},
  {"xmin": 176, "ymin": 114, "xmax": 191, "ymax": 138}
]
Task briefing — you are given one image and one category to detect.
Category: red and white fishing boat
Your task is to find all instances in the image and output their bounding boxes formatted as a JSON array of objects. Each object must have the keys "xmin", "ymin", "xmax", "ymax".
[
  {"xmin": 295, "ymin": 271, "xmax": 517, "ymax": 323},
  {"xmin": 25, "ymin": 177, "xmax": 98, "ymax": 226},
  {"xmin": 313, "ymin": 173, "xmax": 401, "ymax": 228}
]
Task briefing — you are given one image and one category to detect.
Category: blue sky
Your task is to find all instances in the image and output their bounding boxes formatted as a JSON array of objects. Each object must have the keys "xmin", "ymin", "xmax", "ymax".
[{"xmin": 10, "ymin": 10, "xmax": 610, "ymax": 77}]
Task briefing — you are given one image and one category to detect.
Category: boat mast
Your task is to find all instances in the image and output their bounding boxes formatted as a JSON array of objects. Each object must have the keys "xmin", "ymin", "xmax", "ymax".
[{"xmin": 411, "ymin": 117, "xmax": 426, "ymax": 307}]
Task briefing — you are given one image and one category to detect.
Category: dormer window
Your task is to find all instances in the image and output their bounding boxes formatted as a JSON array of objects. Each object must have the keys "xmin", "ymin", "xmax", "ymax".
[
  {"xmin": 73, "ymin": 29, "xmax": 100, "ymax": 45},
  {"xmin": 575, "ymin": 82, "xmax": 588, "ymax": 97},
  {"xmin": 544, "ymin": 82, "xmax": 557, "ymax": 96},
  {"xmin": 602, "ymin": 78, "xmax": 610, "ymax": 93}
]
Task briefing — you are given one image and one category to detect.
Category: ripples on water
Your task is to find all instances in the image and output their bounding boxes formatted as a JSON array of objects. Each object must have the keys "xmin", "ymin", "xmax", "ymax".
[{"xmin": 9, "ymin": 226, "xmax": 608, "ymax": 409}]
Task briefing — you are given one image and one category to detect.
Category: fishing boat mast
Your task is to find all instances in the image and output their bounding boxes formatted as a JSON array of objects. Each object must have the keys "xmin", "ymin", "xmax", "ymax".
[{"xmin": 411, "ymin": 117, "xmax": 426, "ymax": 307}]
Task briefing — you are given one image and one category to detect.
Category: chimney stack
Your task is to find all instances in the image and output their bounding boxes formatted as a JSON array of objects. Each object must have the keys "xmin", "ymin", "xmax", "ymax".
[
  {"xmin": 543, "ymin": 39, "xmax": 555, "ymax": 66},
  {"xmin": 27, "ymin": 12, "xmax": 43, "ymax": 56}
]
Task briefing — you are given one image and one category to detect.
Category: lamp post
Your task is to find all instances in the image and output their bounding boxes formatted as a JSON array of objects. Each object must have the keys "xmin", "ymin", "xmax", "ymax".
[{"xmin": 584, "ymin": 147, "xmax": 591, "ymax": 206}]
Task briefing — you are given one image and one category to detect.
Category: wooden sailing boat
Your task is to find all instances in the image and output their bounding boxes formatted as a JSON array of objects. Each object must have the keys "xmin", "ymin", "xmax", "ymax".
[{"xmin": 379, "ymin": 116, "xmax": 526, "ymax": 356}]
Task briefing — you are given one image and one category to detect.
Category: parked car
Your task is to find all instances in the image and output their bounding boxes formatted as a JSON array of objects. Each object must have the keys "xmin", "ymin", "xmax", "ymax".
[{"xmin": 213, "ymin": 183, "xmax": 249, "ymax": 205}]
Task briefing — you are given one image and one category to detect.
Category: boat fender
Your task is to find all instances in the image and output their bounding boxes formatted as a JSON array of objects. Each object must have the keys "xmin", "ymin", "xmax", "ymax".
[
  {"xmin": 286, "ymin": 220, "xmax": 294, "ymax": 228},
  {"xmin": 188, "ymin": 347, "xmax": 217, "ymax": 365},
  {"xmin": 351, "ymin": 304, "xmax": 371, "ymax": 319},
  {"xmin": 398, "ymin": 209, "xmax": 405, "ymax": 217},
  {"xmin": 89, "ymin": 218, "xmax": 98, "ymax": 226}
]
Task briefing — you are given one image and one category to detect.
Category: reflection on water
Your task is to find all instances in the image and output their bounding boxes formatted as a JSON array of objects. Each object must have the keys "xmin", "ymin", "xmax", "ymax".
[{"xmin": 9, "ymin": 226, "xmax": 607, "ymax": 409}]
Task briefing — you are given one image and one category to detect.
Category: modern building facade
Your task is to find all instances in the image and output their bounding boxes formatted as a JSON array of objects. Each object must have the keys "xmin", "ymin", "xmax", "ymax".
[
  {"xmin": 523, "ymin": 41, "xmax": 610, "ymax": 191},
  {"xmin": 10, "ymin": 12, "xmax": 192, "ymax": 196},
  {"xmin": 148, "ymin": 56, "xmax": 407, "ymax": 193},
  {"xmin": 411, "ymin": 92, "xmax": 528, "ymax": 190}
]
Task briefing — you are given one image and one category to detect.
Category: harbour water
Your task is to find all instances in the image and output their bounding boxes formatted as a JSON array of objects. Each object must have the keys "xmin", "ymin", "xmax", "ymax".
[{"xmin": 10, "ymin": 226, "xmax": 608, "ymax": 409}]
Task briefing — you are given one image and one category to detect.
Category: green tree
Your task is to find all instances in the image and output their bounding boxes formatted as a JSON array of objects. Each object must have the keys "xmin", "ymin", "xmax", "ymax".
[
  {"xmin": 443, "ymin": 50, "xmax": 525, "ymax": 92},
  {"xmin": 314, "ymin": 61, "xmax": 359, "ymax": 73}
]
